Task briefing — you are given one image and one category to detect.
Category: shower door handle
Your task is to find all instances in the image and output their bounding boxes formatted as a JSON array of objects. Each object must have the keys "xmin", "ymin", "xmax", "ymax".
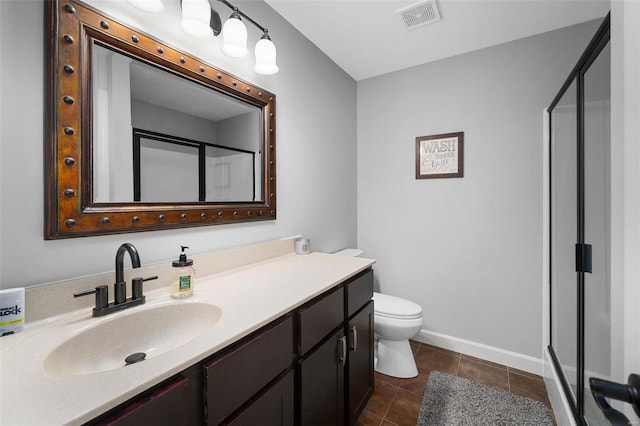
[
  {"xmin": 576, "ymin": 243, "xmax": 593, "ymax": 273},
  {"xmin": 589, "ymin": 373, "xmax": 640, "ymax": 425}
]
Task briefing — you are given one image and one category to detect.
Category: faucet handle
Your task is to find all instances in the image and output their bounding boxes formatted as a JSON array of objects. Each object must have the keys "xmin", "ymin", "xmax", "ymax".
[
  {"xmin": 132, "ymin": 276, "xmax": 158, "ymax": 300},
  {"xmin": 74, "ymin": 285, "xmax": 108, "ymax": 310}
]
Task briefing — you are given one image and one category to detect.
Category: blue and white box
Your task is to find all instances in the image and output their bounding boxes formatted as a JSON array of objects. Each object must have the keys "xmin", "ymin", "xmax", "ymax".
[{"xmin": 0, "ymin": 288, "xmax": 25, "ymax": 336}]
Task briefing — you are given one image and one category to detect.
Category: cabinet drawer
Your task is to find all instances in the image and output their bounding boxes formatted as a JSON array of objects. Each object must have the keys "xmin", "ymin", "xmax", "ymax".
[
  {"xmin": 96, "ymin": 376, "xmax": 197, "ymax": 426},
  {"xmin": 229, "ymin": 371, "xmax": 294, "ymax": 425},
  {"xmin": 346, "ymin": 269, "xmax": 373, "ymax": 318},
  {"xmin": 205, "ymin": 317, "xmax": 293, "ymax": 425},
  {"xmin": 297, "ymin": 286, "xmax": 344, "ymax": 355}
]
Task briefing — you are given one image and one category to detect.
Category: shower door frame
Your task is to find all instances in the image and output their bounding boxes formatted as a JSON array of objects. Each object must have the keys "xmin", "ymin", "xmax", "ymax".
[{"xmin": 547, "ymin": 13, "xmax": 610, "ymax": 425}]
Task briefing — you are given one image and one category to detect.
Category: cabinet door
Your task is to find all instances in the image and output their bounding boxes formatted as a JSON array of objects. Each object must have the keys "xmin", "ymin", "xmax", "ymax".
[
  {"xmin": 300, "ymin": 329, "xmax": 346, "ymax": 426},
  {"xmin": 205, "ymin": 317, "xmax": 293, "ymax": 425},
  {"xmin": 347, "ymin": 302, "xmax": 374, "ymax": 425},
  {"xmin": 229, "ymin": 371, "xmax": 294, "ymax": 426},
  {"xmin": 95, "ymin": 375, "xmax": 200, "ymax": 426}
]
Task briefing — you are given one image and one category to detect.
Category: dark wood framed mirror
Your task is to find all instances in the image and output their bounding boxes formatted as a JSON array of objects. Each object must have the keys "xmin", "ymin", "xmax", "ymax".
[{"xmin": 45, "ymin": 0, "xmax": 276, "ymax": 239}]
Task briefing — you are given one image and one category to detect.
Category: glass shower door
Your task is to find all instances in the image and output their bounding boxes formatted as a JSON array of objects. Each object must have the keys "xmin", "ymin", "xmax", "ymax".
[
  {"xmin": 548, "ymin": 14, "xmax": 611, "ymax": 425},
  {"xmin": 550, "ymin": 78, "xmax": 579, "ymax": 407}
]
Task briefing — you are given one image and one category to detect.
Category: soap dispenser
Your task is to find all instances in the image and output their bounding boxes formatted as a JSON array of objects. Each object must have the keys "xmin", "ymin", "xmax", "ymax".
[{"xmin": 171, "ymin": 246, "xmax": 194, "ymax": 299}]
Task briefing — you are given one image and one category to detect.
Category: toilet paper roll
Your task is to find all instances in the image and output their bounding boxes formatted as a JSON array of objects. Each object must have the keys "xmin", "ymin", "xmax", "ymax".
[{"xmin": 294, "ymin": 238, "xmax": 311, "ymax": 254}]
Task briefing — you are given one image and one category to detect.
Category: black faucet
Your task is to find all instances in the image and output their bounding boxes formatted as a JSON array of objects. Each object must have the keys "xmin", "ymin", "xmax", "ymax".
[
  {"xmin": 74, "ymin": 243, "xmax": 157, "ymax": 317},
  {"xmin": 114, "ymin": 243, "xmax": 141, "ymax": 304}
]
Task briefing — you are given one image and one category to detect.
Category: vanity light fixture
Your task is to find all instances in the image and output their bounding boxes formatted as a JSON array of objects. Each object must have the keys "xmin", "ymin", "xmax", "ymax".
[
  {"xmin": 221, "ymin": 9, "xmax": 248, "ymax": 57},
  {"xmin": 254, "ymin": 32, "xmax": 279, "ymax": 75},
  {"xmin": 177, "ymin": 0, "xmax": 278, "ymax": 74},
  {"xmin": 180, "ymin": 0, "xmax": 213, "ymax": 37}
]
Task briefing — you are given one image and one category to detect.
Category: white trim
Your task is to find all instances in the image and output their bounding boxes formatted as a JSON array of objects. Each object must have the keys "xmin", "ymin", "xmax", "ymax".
[
  {"xmin": 542, "ymin": 107, "xmax": 550, "ymax": 365},
  {"xmin": 544, "ymin": 347, "xmax": 579, "ymax": 426},
  {"xmin": 414, "ymin": 329, "xmax": 542, "ymax": 375},
  {"xmin": 611, "ymin": 3, "xmax": 640, "ymax": 423}
]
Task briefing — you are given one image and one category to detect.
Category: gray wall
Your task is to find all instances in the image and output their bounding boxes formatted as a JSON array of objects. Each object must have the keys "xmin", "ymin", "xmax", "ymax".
[
  {"xmin": 217, "ymin": 112, "xmax": 261, "ymax": 153},
  {"xmin": 132, "ymin": 99, "xmax": 219, "ymax": 145},
  {"xmin": 357, "ymin": 21, "xmax": 600, "ymax": 358},
  {"xmin": 0, "ymin": 0, "xmax": 357, "ymax": 288}
]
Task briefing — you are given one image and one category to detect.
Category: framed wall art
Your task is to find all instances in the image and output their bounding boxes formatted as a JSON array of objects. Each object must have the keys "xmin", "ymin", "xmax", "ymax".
[{"xmin": 415, "ymin": 132, "xmax": 464, "ymax": 179}]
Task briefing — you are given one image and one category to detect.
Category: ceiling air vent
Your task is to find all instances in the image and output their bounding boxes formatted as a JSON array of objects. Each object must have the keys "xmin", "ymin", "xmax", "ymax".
[{"xmin": 396, "ymin": 0, "xmax": 442, "ymax": 30}]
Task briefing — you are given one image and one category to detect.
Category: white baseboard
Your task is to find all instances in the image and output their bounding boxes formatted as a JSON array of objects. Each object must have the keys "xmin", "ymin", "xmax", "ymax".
[{"xmin": 414, "ymin": 329, "xmax": 543, "ymax": 375}]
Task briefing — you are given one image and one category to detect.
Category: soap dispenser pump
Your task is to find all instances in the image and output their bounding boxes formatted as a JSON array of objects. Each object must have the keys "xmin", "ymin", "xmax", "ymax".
[{"xmin": 171, "ymin": 246, "xmax": 194, "ymax": 299}]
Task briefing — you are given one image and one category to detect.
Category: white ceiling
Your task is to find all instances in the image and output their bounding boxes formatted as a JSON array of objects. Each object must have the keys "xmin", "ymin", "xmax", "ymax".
[
  {"xmin": 129, "ymin": 60, "xmax": 255, "ymax": 121},
  {"xmin": 93, "ymin": 44, "xmax": 254, "ymax": 122},
  {"xmin": 264, "ymin": 0, "xmax": 610, "ymax": 81}
]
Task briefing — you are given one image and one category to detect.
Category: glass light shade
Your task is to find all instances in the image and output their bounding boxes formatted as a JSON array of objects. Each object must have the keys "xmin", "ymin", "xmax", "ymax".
[
  {"xmin": 254, "ymin": 37, "xmax": 279, "ymax": 75},
  {"xmin": 180, "ymin": 0, "xmax": 212, "ymax": 38},
  {"xmin": 222, "ymin": 15, "xmax": 248, "ymax": 58}
]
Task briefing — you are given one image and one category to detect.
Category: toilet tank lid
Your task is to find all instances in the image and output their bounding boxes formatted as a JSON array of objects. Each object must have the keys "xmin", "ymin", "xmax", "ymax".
[
  {"xmin": 334, "ymin": 248, "xmax": 363, "ymax": 257},
  {"xmin": 373, "ymin": 292, "xmax": 423, "ymax": 319}
]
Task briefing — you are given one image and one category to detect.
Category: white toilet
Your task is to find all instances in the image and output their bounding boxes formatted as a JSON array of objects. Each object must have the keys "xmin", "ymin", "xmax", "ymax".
[{"xmin": 334, "ymin": 249, "xmax": 424, "ymax": 378}]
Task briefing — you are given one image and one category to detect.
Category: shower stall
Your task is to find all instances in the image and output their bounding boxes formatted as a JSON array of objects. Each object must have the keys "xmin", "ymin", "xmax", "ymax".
[{"xmin": 547, "ymin": 14, "xmax": 612, "ymax": 426}]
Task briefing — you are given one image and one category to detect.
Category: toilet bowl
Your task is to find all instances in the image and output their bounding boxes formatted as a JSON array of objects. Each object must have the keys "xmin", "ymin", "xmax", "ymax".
[
  {"xmin": 373, "ymin": 292, "xmax": 423, "ymax": 378},
  {"xmin": 334, "ymin": 249, "xmax": 424, "ymax": 379}
]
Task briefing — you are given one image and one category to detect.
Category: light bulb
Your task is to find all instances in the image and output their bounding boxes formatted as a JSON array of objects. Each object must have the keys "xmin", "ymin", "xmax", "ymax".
[
  {"xmin": 222, "ymin": 12, "xmax": 248, "ymax": 58},
  {"xmin": 180, "ymin": 0, "xmax": 212, "ymax": 38},
  {"xmin": 254, "ymin": 35, "xmax": 278, "ymax": 75}
]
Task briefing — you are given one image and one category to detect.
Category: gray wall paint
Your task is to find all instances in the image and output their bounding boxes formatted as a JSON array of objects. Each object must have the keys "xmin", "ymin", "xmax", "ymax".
[
  {"xmin": 357, "ymin": 20, "xmax": 600, "ymax": 358},
  {"xmin": 217, "ymin": 112, "xmax": 261, "ymax": 153},
  {"xmin": 0, "ymin": 0, "xmax": 357, "ymax": 288},
  {"xmin": 132, "ymin": 99, "xmax": 219, "ymax": 144}
]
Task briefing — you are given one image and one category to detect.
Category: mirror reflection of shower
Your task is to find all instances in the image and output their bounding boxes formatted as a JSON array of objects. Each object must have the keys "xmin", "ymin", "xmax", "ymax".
[{"xmin": 92, "ymin": 43, "xmax": 263, "ymax": 204}]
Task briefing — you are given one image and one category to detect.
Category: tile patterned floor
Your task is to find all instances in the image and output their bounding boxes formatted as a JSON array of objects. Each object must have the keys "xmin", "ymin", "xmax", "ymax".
[{"xmin": 355, "ymin": 341, "xmax": 555, "ymax": 426}]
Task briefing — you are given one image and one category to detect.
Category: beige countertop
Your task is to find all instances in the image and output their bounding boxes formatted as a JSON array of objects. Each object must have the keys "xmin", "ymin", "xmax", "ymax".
[{"xmin": 0, "ymin": 251, "xmax": 374, "ymax": 425}]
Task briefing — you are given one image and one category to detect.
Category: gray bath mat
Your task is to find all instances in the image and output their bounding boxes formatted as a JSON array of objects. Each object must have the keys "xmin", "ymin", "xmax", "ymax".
[{"xmin": 417, "ymin": 371, "xmax": 554, "ymax": 426}]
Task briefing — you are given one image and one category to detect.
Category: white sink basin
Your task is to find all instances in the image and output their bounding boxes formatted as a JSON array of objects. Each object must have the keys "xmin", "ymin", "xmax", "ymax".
[{"xmin": 43, "ymin": 302, "xmax": 222, "ymax": 377}]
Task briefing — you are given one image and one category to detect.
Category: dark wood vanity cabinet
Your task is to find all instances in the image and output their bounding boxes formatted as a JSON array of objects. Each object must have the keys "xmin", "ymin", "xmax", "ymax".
[
  {"xmin": 347, "ymin": 302, "xmax": 374, "ymax": 424},
  {"xmin": 91, "ymin": 366, "xmax": 203, "ymax": 426},
  {"xmin": 204, "ymin": 316, "xmax": 294, "ymax": 425},
  {"xmin": 298, "ymin": 269, "xmax": 374, "ymax": 426},
  {"xmin": 299, "ymin": 328, "xmax": 346, "ymax": 425},
  {"xmin": 228, "ymin": 371, "xmax": 295, "ymax": 425},
  {"xmin": 93, "ymin": 318, "xmax": 294, "ymax": 426},
  {"xmin": 89, "ymin": 268, "xmax": 373, "ymax": 426},
  {"xmin": 345, "ymin": 270, "xmax": 375, "ymax": 425},
  {"xmin": 298, "ymin": 286, "xmax": 346, "ymax": 425}
]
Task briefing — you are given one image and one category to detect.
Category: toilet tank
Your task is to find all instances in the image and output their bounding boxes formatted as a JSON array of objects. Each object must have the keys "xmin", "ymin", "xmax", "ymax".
[{"xmin": 334, "ymin": 248, "xmax": 363, "ymax": 257}]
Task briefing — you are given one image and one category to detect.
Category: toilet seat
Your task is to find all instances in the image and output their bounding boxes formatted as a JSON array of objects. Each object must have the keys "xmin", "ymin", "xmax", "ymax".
[{"xmin": 373, "ymin": 293, "xmax": 422, "ymax": 320}]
